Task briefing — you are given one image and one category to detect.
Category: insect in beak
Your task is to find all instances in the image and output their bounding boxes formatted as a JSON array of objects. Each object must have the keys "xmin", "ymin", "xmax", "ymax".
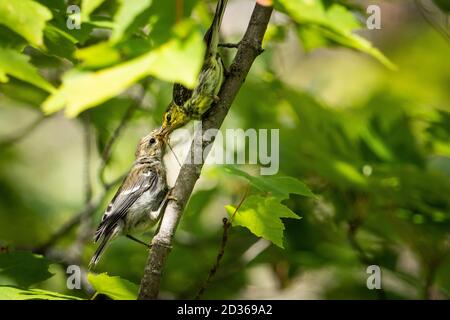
[{"xmin": 156, "ymin": 127, "xmax": 182, "ymax": 168}]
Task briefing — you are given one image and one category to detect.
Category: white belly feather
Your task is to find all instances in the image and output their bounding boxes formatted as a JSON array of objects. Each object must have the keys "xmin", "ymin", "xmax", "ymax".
[{"xmin": 125, "ymin": 190, "xmax": 160, "ymax": 234}]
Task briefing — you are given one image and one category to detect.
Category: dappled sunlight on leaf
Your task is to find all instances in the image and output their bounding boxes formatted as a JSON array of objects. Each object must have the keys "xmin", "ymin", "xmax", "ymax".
[
  {"xmin": 226, "ymin": 195, "xmax": 301, "ymax": 248},
  {"xmin": 88, "ymin": 272, "xmax": 139, "ymax": 300}
]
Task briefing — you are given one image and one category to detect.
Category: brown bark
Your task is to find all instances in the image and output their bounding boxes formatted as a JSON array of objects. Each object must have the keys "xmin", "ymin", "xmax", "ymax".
[{"xmin": 138, "ymin": 3, "xmax": 273, "ymax": 300}]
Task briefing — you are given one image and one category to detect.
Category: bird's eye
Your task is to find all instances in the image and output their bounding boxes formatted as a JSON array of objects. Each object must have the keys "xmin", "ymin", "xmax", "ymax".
[
  {"xmin": 149, "ymin": 138, "xmax": 156, "ymax": 145},
  {"xmin": 166, "ymin": 113, "xmax": 171, "ymax": 122}
]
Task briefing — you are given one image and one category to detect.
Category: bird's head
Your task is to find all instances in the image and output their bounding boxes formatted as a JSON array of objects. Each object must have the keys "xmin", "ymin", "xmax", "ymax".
[
  {"xmin": 135, "ymin": 129, "xmax": 165, "ymax": 160},
  {"xmin": 161, "ymin": 102, "xmax": 189, "ymax": 137}
]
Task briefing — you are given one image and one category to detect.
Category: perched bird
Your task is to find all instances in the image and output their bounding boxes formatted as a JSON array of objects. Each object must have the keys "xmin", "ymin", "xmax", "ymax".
[
  {"xmin": 161, "ymin": 0, "xmax": 228, "ymax": 135},
  {"xmin": 89, "ymin": 129, "xmax": 169, "ymax": 268}
]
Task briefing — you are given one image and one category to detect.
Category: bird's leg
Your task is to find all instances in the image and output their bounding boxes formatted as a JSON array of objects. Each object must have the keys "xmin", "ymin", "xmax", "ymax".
[
  {"xmin": 152, "ymin": 189, "xmax": 178, "ymax": 235},
  {"xmin": 126, "ymin": 235, "xmax": 152, "ymax": 249},
  {"xmin": 219, "ymin": 42, "xmax": 240, "ymax": 49},
  {"xmin": 167, "ymin": 188, "xmax": 178, "ymax": 203},
  {"xmin": 209, "ymin": 94, "xmax": 220, "ymax": 103}
]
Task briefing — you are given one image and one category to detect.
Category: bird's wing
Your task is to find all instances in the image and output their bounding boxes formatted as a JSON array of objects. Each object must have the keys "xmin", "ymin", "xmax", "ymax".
[
  {"xmin": 204, "ymin": 0, "xmax": 228, "ymax": 57},
  {"xmin": 172, "ymin": 82, "xmax": 193, "ymax": 107},
  {"xmin": 95, "ymin": 166, "xmax": 158, "ymax": 241},
  {"xmin": 171, "ymin": 0, "xmax": 228, "ymax": 107}
]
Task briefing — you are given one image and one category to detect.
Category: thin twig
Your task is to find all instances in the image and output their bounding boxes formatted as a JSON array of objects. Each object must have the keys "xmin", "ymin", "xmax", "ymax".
[
  {"xmin": 138, "ymin": 3, "xmax": 273, "ymax": 300},
  {"xmin": 176, "ymin": 0, "xmax": 184, "ymax": 23},
  {"xmin": 70, "ymin": 115, "xmax": 95, "ymax": 261},
  {"xmin": 347, "ymin": 219, "xmax": 386, "ymax": 300},
  {"xmin": 423, "ymin": 263, "xmax": 437, "ymax": 299},
  {"xmin": 33, "ymin": 172, "xmax": 126, "ymax": 254},
  {"xmin": 166, "ymin": 140, "xmax": 182, "ymax": 168},
  {"xmin": 211, "ymin": 238, "xmax": 271, "ymax": 283},
  {"xmin": 82, "ymin": 115, "xmax": 93, "ymax": 204},
  {"xmin": 99, "ymin": 104, "xmax": 137, "ymax": 188},
  {"xmin": 36, "ymin": 80, "xmax": 150, "ymax": 254},
  {"xmin": 195, "ymin": 186, "xmax": 249, "ymax": 299},
  {"xmin": 347, "ymin": 219, "xmax": 371, "ymax": 265},
  {"xmin": 34, "ymin": 201, "xmax": 98, "ymax": 254},
  {"xmin": 0, "ymin": 115, "xmax": 46, "ymax": 148},
  {"xmin": 99, "ymin": 80, "xmax": 150, "ymax": 187}
]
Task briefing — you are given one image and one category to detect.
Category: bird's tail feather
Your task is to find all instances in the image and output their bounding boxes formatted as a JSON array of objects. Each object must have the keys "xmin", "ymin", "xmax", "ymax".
[
  {"xmin": 93, "ymin": 220, "xmax": 106, "ymax": 243},
  {"xmin": 204, "ymin": 0, "xmax": 228, "ymax": 56},
  {"xmin": 89, "ymin": 232, "xmax": 113, "ymax": 269}
]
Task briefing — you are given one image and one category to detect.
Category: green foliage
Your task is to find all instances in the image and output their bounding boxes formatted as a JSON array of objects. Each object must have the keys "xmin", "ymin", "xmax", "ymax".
[
  {"xmin": 81, "ymin": 0, "xmax": 108, "ymax": 21},
  {"xmin": 0, "ymin": 0, "xmax": 448, "ymax": 300},
  {"xmin": 111, "ymin": 0, "xmax": 153, "ymax": 43},
  {"xmin": 42, "ymin": 21, "xmax": 204, "ymax": 117},
  {"xmin": 88, "ymin": 272, "xmax": 139, "ymax": 300},
  {"xmin": 227, "ymin": 195, "xmax": 301, "ymax": 248},
  {"xmin": 43, "ymin": 25, "xmax": 78, "ymax": 61},
  {"xmin": 224, "ymin": 166, "xmax": 312, "ymax": 247},
  {"xmin": 0, "ymin": 252, "xmax": 53, "ymax": 288},
  {"xmin": 0, "ymin": 0, "xmax": 52, "ymax": 46},
  {"xmin": 0, "ymin": 286, "xmax": 82, "ymax": 300},
  {"xmin": 0, "ymin": 251, "xmax": 82, "ymax": 300},
  {"xmin": 433, "ymin": 0, "xmax": 450, "ymax": 12},
  {"xmin": 224, "ymin": 165, "xmax": 314, "ymax": 200},
  {"xmin": 0, "ymin": 48, "xmax": 54, "ymax": 92},
  {"xmin": 274, "ymin": 0, "xmax": 396, "ymax": 69}
]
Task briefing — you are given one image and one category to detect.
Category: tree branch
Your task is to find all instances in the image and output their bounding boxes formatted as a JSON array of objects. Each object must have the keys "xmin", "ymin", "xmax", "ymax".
[
  {"xmin": 195, "ymin": 186, "xmax": 249, "ymax": 299},
  {"xmin": 138, "ymin": 3, "xmax": 273, "ymax": 300}
]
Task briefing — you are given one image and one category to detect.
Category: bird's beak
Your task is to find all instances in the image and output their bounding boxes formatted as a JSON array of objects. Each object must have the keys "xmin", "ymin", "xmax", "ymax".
[
  {"xmin": 160, "ymin": 126, "xmax": 169, "ymax": 137},
  {"xmin": 156, "ymin": 127, "xmax": 169, "ymax": 144}
]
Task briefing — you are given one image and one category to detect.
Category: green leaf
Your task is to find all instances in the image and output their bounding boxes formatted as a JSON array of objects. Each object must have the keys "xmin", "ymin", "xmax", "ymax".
[
  {"xmin": 0, "ymin": 0, "xmax": 52, "ymax": 46},
  {"xmin": 75, "ymin": 38, "xmax": 155, "ymax": 69},
  {"xmin": 0, "ymin": 25, "xmax": 26, "ymax": 49},
  {"xmin": 0, "ymin": 286, "xmax": 82, "ymax": 300},
  {"xmin": 75, "ymin": 42, "xmax": 122, "ymax": 68},
  {"xmin": 0, "ymin": 47, "xmax": 55, "ymax": 92},
  {"xmin": 43, "ymin": 25, "xmax": 78, "ymax": 61},
  {"xmin": 223, "ymin": 165, "xmax": 314, "ymax": 200},
  {"xmin": 263, "ymin": 24, "xmax": 288, "ymax": 45},
  {"xmin": 147, "ymin": 20, "xmax": 204, "ymax": 86},
  {"xmin": 332, "ymin": 160, "xmax": 367, "ymax": 186},
  {"xmin": 183, "ymin": 188, "xmax": 218, "ymax": 235},
  {"xmin": 226, "ymin": 195, "xmax": 301, "ymax": 248},
  {"xmin": 111, "ymin": 0, "xmax": 153, "ymax": 43},
  {"xmin": 88, "ymin": 272, "xmax": 138, "ymax": 300},
  {"xmin": 43, "ymin": 21, "xmax": 204, "ymax": 117},
  {"xmin": 89, "ymin": 97, "xmax": 134, "ymax": 153},
  {"xmin": 0, "ymin": 78, "xmax": 48, "ymax": 107},
  {"xmin": 433, "ymin": 0, "xmax": 450, "ymax": 12},
  {"xmin": 0, "ymin": 252, "xmax": 54, "ymax": 288},
  {"xmin": 145, "ymin": 0, "xmax": 199, "ymax": 46},
  {"xmin": 274, "ymin": 0, "xmax": 396, "ymax": 70},
  {"xmin": 296, "ymin": 25, "xmax": 328, "ymax": 50},
  {"xmin": 81, "ymin": 0, "xmax": 107, "ymax": 20}
]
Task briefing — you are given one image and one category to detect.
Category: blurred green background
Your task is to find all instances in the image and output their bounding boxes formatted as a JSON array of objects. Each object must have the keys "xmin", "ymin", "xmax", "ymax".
[{"xmin": 0, "ymin": 0, "xmax": 449, "ymax": 299}]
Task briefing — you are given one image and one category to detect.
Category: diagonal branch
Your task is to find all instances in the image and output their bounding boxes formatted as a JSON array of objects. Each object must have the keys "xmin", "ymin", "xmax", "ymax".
[
  {"xmin": 0, "ymin": 115, "xmax": 47, "ymax": 148},
  {"xmin": 195, "ymin": 185, "xmax": 249, "ymax": 300},
  {"xmin": 98, "ymin": 102, "xmax": 138, "ymax": 188},
  {"xmin": 138, "ymin": 3, "xmax": 273, "ymax": 300}
]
